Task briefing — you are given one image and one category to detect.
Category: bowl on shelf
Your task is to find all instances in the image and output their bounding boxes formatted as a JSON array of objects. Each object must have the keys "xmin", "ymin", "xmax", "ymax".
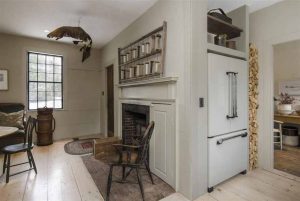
[{"xmin": 277, "ymin": 110, "xmax": 294, "ymax": 115}]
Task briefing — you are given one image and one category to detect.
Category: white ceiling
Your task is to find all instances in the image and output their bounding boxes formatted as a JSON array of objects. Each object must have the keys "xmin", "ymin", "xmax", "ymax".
[
  {"xmin": 0, "ymin": 0, "xmax": 157, "ymax": 49},
  {"xmin": 208, "ymin": 0, "xmax": 283, "ymax": 13},
  {"xmin": 0, "ymin": 0, "xmax": 282, "ymax": 49}
]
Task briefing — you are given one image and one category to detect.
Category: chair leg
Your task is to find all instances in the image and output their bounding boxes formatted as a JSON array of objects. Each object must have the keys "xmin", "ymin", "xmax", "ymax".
[
  {"xmin": 6, "ymin": 154, "xmax": 11, "ymax": 183},
  {"xmin": 144, "ymin": 160, "xmax": 154, "ymax": 184},
  {"xmin": 3, "ymin": 154, "xmax": 7, "ymax": 174},
  {"xmin": 122, "ymin": 166, "xmax": 126, "ymax": 180},
  {"xmin": 27, "ymin": 151, "xmax": 32, "ymax": 168},
  {"xmin": 106, "ymin": 165, "xmax": 114, "ymax": 201},
  {"xmin": 280, "ymin": 124, "xmax": 283, "ymax": 150},
  {"xmin": 136, "ymin": 167, "xmax": 145, "ymax": 201},
  {"xmin": 28, "ymin": 150, "xmax": 37, "ymax": 174}
]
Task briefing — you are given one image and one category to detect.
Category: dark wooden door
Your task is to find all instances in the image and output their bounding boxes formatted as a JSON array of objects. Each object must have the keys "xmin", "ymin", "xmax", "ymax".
[{"xmin": 107, "ymin": 65, "xmax": 114, "ymax": 137}]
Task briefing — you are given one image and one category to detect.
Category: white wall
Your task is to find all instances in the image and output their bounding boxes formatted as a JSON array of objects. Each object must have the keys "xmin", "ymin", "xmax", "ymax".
[
  {"xmin": 250, "ymin": 0, "xmax": 300, "ymax": 170},
  {"xmin": 0, "ymin": 33, "xmax": 102, "ymax": 140},
  {"xmin": 274, "ymin": 40, "xmax": 300, "ymax": 98},
  {"xmin": 98, "ymin": 0, "xmax": 208, "ymax": 199},
  {"xmin": 98, "ymin": 0, "xmax": 189, "ymax": 135}
]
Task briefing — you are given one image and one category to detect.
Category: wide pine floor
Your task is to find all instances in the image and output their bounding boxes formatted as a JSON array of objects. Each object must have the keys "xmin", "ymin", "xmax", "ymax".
[{"xmin": 0, "ymin": 140, "xmax": 299, "ymax": 201}]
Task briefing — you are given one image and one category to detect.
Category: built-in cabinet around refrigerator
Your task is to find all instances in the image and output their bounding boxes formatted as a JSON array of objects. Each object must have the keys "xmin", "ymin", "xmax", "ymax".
[{"xmin": 207, "ymin": 53, "xmax": 248, "ymax": 191}]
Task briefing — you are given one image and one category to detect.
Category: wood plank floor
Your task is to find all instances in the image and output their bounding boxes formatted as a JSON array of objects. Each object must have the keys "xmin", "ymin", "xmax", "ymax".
[
  {"xmin": 0, "ymin": 140, "xmax": 103, "ymax": 201},
  {"xmin": 162, "ymin": 169, "xmax": 300, "ymax": 201},
  {"xmin": 274, "ymin": 145, "xmax": 300, "ymax": 177},
  {"xmin": 1, "ymin": 140, "xmax": 299, "ymax": 201}
]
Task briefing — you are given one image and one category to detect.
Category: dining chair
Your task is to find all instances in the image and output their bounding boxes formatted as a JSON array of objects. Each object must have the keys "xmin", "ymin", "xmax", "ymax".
[
  {"xmin": 106, "ymin": 121, "xmax": 155, "ymax": 201},
  {"xmin": 2, "ymin": 116, "xmax": 37, "ymax": 183},
  {"xmin": 273, "ymin": 120, "xmax": 284, "ymax": 150}
]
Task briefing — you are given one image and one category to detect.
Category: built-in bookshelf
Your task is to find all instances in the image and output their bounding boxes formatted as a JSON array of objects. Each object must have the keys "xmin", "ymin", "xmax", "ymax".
[{"xmin": 118, "ymin": 22, "xmax": 167, "ymax": 84}]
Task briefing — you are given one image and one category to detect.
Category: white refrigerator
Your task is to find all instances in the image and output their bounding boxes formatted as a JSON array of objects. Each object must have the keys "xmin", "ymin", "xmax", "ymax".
[{"xmin": 208, "ymin": 53, "xmax": 248, "ymax": 192}]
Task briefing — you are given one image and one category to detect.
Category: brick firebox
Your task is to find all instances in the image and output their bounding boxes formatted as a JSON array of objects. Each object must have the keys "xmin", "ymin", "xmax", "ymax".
[{"xmin": 122, "ymin": 104, "xmax": 150, "ymax": 145}]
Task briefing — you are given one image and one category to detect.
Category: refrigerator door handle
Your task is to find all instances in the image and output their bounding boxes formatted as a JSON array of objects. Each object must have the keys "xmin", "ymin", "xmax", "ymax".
[
  {"xmin": 233, "ymin": 72, "xmax": 238, "ymax": 118},
  {"xmin": 226, "ymin": 72, "xmax": 238, "ymax": 119},
  {"xmin": 217, "ymin": 132, "xmax": 248, "ymax": 145},
  {"xmin": 226, "ymin": 72, "xmax": 233, "ymax": 119}
]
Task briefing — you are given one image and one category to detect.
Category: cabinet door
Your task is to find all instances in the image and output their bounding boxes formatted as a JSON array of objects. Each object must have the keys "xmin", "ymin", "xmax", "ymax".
[
  {"xmin": 208, "ymin": 53, "xmax": 232, "ymax": 137},
  {"xmin": 230, "ymin": 58, "xmax": 247, "ymax": 131},
  {"xmin": 150, "ymin": 103, "xmax": 175, "ymax": 188}
]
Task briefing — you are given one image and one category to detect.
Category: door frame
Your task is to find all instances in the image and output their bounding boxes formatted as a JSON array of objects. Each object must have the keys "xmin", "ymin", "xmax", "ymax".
[
  {"xmin": 105, "ymin": 64, "xmax": 114, "ymax": 137},
  {"xmin": 257, "ymin": 34, "xmax": 300, "ymax": 171}
]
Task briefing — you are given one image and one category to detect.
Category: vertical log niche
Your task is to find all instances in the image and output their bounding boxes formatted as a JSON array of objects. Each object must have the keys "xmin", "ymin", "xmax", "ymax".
[{"xmin": 249, "ymin": 43, "xmax": 259, "ymax": 170}]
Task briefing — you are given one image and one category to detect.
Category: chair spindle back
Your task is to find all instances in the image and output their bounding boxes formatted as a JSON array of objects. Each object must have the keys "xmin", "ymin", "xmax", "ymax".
[
  {"xmin": 25, "ymin": 116, "xmax": 37, "ymax": 147},
  {"xmin": 138, "ymin": 121, "xmax": 155, "ymax": 164}
]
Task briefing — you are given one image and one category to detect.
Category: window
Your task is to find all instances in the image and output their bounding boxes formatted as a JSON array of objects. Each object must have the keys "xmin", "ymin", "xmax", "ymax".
[{"xmin": 27, "ymin": 52, "xmax": 63, "ymax": 110}]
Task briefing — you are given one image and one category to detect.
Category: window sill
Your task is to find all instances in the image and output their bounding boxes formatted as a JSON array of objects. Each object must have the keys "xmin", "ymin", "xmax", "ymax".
[{"xmin": 27, "ymin": 108, "xmax": 66, "ymax": 112}]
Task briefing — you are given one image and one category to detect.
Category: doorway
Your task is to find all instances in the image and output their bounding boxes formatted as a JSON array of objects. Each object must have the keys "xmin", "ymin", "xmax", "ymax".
[
  {"xmin": 273, "ymin": 41, "xmax": 300, "ymax": 177},
  {"xmin": 106, "ymin": 65, "xmax": 114, "ymax": 137}
]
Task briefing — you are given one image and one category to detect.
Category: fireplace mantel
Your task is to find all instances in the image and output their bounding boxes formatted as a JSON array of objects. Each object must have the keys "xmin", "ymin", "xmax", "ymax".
[
  {"xmin": 117, "ymin": 77, "xmax": 178, "ymax": 88},
  {"xmin": 118, "ymin": 76, "xmax": 178, "ymax": 101}
]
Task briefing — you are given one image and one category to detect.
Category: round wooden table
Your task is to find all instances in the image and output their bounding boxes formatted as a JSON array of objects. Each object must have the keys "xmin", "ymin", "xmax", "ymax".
[
  {"xmin": 0, "ymin": 126, "xmax": 18, "ymax": 138},
  {"xmin": 0, "ymin": 126, "xmax": 18, "ymax": 174}
]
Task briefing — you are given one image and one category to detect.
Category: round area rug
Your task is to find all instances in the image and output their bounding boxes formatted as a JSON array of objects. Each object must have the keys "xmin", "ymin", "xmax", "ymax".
[{"xmin": 64, "ymin": 139, "xmax": 95, "ymax": 155}]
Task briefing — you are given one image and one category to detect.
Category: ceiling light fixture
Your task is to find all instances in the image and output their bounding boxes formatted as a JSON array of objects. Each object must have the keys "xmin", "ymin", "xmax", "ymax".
[{"xmin": 44, "ymin": 30, "xmax": 50, "ymax": 33}]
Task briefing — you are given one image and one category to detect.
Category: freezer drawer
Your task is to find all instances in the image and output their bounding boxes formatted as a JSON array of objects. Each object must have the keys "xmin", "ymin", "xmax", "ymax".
[{"xmin": 208, "ymin": 131, "xmax": 248, "ymax": 188}]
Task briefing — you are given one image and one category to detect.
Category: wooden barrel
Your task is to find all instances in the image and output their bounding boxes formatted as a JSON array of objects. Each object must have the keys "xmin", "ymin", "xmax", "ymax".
[{"xmin": 36, "ymin": 107, "xmax": 55, "ymax": 146}]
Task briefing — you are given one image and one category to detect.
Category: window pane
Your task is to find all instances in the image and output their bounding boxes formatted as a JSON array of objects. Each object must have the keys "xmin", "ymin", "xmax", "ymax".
[
  {"xmin": 29, "ymin": 54, "xmax": 37, "ymax": 63},
  {"xmin": 54, "ymin": 99, "xmax": 62, "ymax": 108},
  {"xmin": 38, "ymin": 91, "xmax": 46, "ymax": 101},
  {"xmin": 38, "ymin": 83, "xmax": 46, "ymax": 91},
  {"xmin": 46, "ymin": 100, "xmax": 54, "ymax": 108},
  {"xmin": 54, "ymin": 83, "xmax": 61, "ymax": 91},
  {"xmin": 46, "ymin": 91, "xmax": 54, "ymax": 108},
  {"xmin": 46, "ymin": 74, "xmax": 54, "ymax": 82},
  {"xmin": 54, "ymin": 91, "xmax": 62, "ymax": 99},
  {"xmin": 46, "ymin": 56, "xmax": 54, "ymax": 64},
  {"xmin": 29, "ymin": 72, "xmax": 37, "ymax": 81},
  {"xmin": 29, "ymin": 82, "xmax": 37, "ymax": 91},
  {"xmin": 46, "ymin": 83, "xmax": 54, "ymax": 91},
  {"xmin": 54, "ymin": 66, "xmax": 61, "ymax": 74},
  {"xmin": 29, "ymin": 92, "xmax": 37, "ymax": 101},
  {"xmin": 38, "ymin": 64, "xmax": 45, "ymax": 72},
  {"xmin": 29, "ymin": 63, "xmax": 37, "ymax": 72},
  {"xmin": 29, "ymin": 101, "xmax": 37, "ymax": 110},
  {"xmin": 38, "ymin": 55, "xmax": 45, "ymax": 63},
  {"xmin": 38, "ymin": 73, "xmax": 45, "ymax": 81},
  {"xmin": 54, "ymin": 57, "xmax": 62, "ymax": 65},
  {"xmin": 47, "ymin": 91, "xmax": 54, "ymax": 100},
  {"xmin": 46, "ymin": 65, "xmax": 54, "ymax": 73},
  {"xmin": 38, "ymin": 101, "xmax": 46, "ymax": 108},
  {"xmin": 54, "ymin": 74, "xmax": 61, "ymax": 82}
]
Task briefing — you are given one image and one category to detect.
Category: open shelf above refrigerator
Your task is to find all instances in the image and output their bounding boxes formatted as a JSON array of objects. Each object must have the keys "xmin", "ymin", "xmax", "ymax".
[
  {"xmin": 207, "ymin": 6, "xmax": 249, "ymax": 59},
  {"xmin": 207, "ymin": 15, "xmax": 243, "ymax": 40}
]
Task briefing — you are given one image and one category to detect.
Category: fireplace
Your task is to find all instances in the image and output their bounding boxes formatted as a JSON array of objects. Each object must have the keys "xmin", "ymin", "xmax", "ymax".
[{"xmin": 122, "ymin": 104, "xmax": 150, "ymax": 144}]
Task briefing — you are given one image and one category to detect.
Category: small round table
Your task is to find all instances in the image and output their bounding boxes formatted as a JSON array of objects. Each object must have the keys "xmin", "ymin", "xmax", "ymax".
[
  {"xmin": 0, "ymin": 126, "xmax": 18, "ymax": 174},
  {"xmin": 0, "ymin": 126, "xmax": 18, "ymax": 138}
]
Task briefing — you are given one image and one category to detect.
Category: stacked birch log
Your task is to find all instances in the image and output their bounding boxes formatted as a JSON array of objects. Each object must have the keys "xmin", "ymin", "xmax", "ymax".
[{"xmin": 249, "ymin": 43, "xmax": 259, "ymax": 170}]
